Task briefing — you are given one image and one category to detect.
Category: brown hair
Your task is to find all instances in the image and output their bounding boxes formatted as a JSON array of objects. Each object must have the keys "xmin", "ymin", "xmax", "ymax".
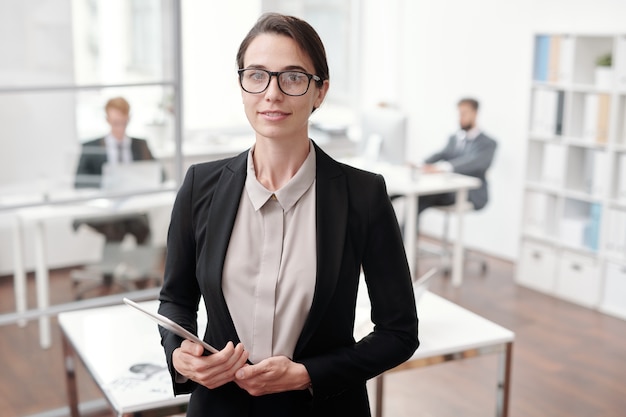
[
  {"xmin": 457, "ymin": 97, "xmax": 479, "ymax": 111},
  {"xmin": 105, "ymin": 97, "xmax": 130, "ymax": 115},
  {"xmin": 236, "ymin": 13, "xmax": 329, "ymax": 88}
]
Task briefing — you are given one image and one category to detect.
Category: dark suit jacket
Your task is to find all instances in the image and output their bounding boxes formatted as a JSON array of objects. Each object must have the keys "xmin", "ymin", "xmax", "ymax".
[
  {"xmin": 74, "ymin": 137, "xmax": 156, "ymax": 188},
  {"xmin": 425, "ymin": 132, "xmax": 497, "ymax": 210},
  {"xmin": 158, "ymin": 142, "xmax": 419, "ymax": 417}
]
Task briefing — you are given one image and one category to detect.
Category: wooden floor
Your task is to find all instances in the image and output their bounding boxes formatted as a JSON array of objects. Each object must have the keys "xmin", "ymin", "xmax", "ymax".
[{"xmin": 1, "ymin": 248, "xmax": 626, "ymax": 417}]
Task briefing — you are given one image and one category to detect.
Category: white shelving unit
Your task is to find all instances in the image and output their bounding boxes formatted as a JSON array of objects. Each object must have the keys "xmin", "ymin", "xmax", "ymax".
[{"xmin": 517, "ymin": 33, "xmax": 626, "ymax": 320}]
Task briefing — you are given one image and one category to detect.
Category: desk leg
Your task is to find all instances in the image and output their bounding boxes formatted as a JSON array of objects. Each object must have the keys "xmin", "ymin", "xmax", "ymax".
[
  {"xmin": 62, "ymin": 333, "xmax": 80, "ymax": 417},
  {"xmin": 33, "ymin": 220, "xmax": 51, "ymax": 349},
  {"xmin": 451, "ymin": 188, "xmax": 468, "ymax": 287},
  {"xmin": 374, "ymin": 375, "xmax": 384, "ymax": 417},
  {"xmin": 404, "ymin": 195, "xmax": 418, "ymax": 278},
  {"xmin": 496, "ymin": 342, "xmax": 513, "ymax": 417},
  {"xmin": 12, "ymin": 217, "xmax": 27, "ymax": 327}
]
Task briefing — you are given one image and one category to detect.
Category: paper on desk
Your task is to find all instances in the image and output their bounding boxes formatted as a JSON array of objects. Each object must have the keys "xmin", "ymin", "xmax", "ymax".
[{"xmin": 104, "ymin": 362, "xmax": 174, "ymax": 407}]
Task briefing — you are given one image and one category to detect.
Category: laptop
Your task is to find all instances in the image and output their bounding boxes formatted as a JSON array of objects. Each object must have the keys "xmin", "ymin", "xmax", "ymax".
[{"xmin": 101, "ymin": 160, "xmax": 163, "ymax": 192}]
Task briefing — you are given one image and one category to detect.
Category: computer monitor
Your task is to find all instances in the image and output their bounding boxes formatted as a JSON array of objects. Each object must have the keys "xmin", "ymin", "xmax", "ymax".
[{"xmin": 359, "ymin": 106, "xmax": 407, "ymax": 165}]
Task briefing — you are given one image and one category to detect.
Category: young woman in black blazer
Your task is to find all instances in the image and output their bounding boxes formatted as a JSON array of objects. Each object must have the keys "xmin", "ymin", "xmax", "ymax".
[{"xmin": 158, "ymin": 13, "xmax": 419, "ymax": 417}]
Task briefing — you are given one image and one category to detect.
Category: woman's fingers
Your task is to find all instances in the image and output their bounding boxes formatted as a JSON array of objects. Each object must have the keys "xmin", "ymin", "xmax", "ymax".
[{"xmin": 175, "ymin": 341, "xmax": 249, "ymax": 390}]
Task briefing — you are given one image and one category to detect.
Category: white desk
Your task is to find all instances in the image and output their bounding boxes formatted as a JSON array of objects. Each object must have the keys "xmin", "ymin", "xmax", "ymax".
[
  {"xmin": 59, "ymin": 289, "xmax": 513, "ymax": 417},
  {"xmin": 12, "ymin": 190, "xmax": 175, "ymax": 349},
  {"xmin": 59, "ymin": 300, "xmax": 197, "ymax": 417},
  {"xmin": 342, "ymin": 158, "xmax": 481, "ymax": 285},
  {"xmin": 355, "ymin": 287, "xmax": 515, "ymax": 417}
]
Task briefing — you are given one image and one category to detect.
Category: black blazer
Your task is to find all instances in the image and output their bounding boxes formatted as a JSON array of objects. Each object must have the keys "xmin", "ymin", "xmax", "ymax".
[
  {"xmin": 425, "ymin": 132, "xmax": 497, "ymax": 210},
  {"xmin": 158, "ymin": 142, "xmax": 419, "ymax": 417},
  {"xmin": 74, "ymin": 137, "xmax": 156, "ymax": 188}
]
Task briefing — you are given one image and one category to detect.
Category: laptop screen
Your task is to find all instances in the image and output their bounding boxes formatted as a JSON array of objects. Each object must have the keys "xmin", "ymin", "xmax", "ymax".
[{"xmin": 101, "ymin": 160, "xmax": 162, "ymax": 192}]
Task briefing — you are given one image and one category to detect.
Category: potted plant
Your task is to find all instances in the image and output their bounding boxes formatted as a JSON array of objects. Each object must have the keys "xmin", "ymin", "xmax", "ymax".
[{"xmin": 595, "ymin": 53, "xmax": 613, "ymax": 89}]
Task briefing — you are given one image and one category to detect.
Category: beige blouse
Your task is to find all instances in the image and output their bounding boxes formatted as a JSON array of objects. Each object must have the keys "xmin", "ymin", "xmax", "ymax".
[{"xmin": 222, "ymin": 142, "xmax": 317, "ymax": 364}]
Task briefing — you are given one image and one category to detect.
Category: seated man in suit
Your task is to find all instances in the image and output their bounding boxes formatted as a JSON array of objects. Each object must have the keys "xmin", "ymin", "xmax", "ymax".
[
  {"xmin": 418, "ymin": 97, "xmax": 497, "ymax": 213},
  {"xmin": 74, "ymin": 96, "xmax": 158, "ymax": 245}
]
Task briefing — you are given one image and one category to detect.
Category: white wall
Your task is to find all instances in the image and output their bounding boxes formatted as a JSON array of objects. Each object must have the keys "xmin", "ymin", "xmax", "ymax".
[
  {"xmin": 181, "ymin": 0, "xmax": 261, "ymax": 131},
  {"xmin": 360, "ymin": 0, "xmax": 626, "ymax": 260}
]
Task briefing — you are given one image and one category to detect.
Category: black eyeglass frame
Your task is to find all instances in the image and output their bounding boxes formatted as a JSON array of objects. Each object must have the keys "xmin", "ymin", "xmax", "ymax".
[{"xmin": 237, "ymin": 68, "xmax": 322, "ymax": 97}]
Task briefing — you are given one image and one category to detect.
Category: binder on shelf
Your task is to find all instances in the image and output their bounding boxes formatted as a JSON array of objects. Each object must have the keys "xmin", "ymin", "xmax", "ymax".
[
  {"xmin": 621, "ymin": 104, "xmax": 626, "ymax": 143},
  {"xmin": 606, "ymin": 208, "xmax": 626, "ymax": 258},
  {"xmin": 558, "ymin": 35, "xmax": 574, "ymax": 84},
  {"xmin": 561, "ymin": 217, "xmax": 587, "ymax": 248},
  {"xmin": 617, "ymin": 103, "xmax": 626, "ymax": 145},
  {"xmin": 533, "ymin": 35, "xmax": 551, "ymax": 82},
  {"xmin": 617, "ymin": 153, "xmax": 626, "ymax": 202},
  {"xmin": 584, "ymin": 150, "xmax": 607, "ymax": 195},
  {"xmin": 583, "ymin": 203, "xmax": 602, "ymax": 251},
  {"xmin": 582, "ymin": 94, "xmax": 599, "ymax": 142},
  {"xmin": 616, "ymin": 36, "xmax": 626, "ymax": 90},
  {"xmin": 530, "ymin": 89, "xmax": 559, "ymax": 136},
  {"xmin": 596, "ymin": 94, "xmax": 611, "ymax": 144},
  {"xmin": 555, "ymin": 91, "xmax": 565, "ymax": 135},
  {"xmin": 542, "ymin": 143, "xmax": 565, "ymax": 186},
  {"xmin": 548, "ymin": 36, "xmax": 561, "ymax": 83}
]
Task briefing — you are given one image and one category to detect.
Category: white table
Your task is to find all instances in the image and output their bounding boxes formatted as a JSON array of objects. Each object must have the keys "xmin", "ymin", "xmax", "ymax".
[
  {"xmin": 59, "ymin": 288, "xmax": 513, "ymax": 417},
  {"xmin": 11, "ymin": 190, "xmax": 175, "ymax": 349},
  {"xmin": 59, "ymin": 300, "xmax": 197, "ymax": 417},
  {"xmin": 342, "ymin": 158, "xmax": 481, "ymax": 285},
  {"xmin": 354, "ymin": 286, "xmax": 515, "ymax": 417}
]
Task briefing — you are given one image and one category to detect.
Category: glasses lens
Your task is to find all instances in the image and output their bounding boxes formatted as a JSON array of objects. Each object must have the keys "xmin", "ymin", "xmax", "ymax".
[
  {"xmin": 240, "ymin": 69, "xmax": 270, "ymax": 94},
  {"xmin": 278, "ymin": 72, "xmax": 310, "ymax": 96}
]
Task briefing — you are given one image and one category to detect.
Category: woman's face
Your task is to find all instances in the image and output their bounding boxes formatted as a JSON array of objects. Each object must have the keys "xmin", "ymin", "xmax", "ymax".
[{"xmin": 241, "ymin": 33, "xmax": 329, "ymax": 143}]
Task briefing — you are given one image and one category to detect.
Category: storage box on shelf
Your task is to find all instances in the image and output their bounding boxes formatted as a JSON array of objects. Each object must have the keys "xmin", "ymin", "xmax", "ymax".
[{"xmin": 517, "ymin": 33, "xmax": 626, "ymax": 319}]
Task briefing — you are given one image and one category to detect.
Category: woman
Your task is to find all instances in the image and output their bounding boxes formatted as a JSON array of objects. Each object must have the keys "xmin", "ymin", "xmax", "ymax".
[{"xmin": 158, "ymin": 13, "xmax": 418, "ymax": 417}]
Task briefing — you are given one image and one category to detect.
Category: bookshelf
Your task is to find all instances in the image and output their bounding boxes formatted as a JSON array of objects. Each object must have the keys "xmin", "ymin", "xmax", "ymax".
[{"xmin": 517, "ymin": 33, "xmax": 626, "ymax": 320}]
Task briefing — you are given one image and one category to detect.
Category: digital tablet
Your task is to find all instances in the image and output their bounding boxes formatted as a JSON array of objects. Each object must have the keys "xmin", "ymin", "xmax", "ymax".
[{"xmin": 123, "ymin": 298, "xmax": 218, "ymax": 354}]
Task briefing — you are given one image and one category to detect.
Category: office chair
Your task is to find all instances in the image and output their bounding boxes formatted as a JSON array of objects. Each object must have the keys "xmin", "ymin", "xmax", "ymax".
[
  {"xmin": 71, "ymin": 213, "xmax": 164, "ymax": 299},
  {"xmin": 428, "ymin": 201, "xmax": 488, "ymax": 276}
]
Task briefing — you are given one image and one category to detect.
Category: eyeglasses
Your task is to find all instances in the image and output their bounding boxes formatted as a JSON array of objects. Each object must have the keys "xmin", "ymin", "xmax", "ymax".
[{"xmin": 238, "ymin": 68, "xmax": 321, "ymax": 96}]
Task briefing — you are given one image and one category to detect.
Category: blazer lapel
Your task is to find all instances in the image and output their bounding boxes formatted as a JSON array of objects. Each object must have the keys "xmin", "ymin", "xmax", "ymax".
[
  {"xmin": 203, "ymin": 151, "xmax": 248, "ymax": 343},
  {"xmin": 294, "ymin": 143, "xmax": 348, "ymax": 357}
]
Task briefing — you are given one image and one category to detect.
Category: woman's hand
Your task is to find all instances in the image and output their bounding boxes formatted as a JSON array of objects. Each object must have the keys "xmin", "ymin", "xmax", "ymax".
[
  {"xmin": 172, "ymin": 340, "xmax": 249, "ymax": 390},
  {"xmin": 234, "ymin": 356, "xmax": 311, "ymax": 396}
]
